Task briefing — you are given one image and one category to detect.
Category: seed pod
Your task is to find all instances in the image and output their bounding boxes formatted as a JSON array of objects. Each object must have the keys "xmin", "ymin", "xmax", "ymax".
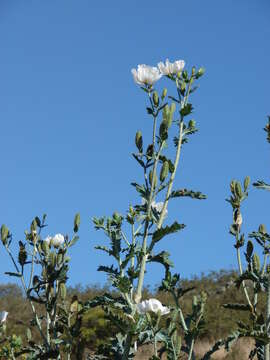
[
  {"xmin": 246, "ymin": 240, "xmax": 254, "ymax": 259},
  {"xmin": 161, "ymin": 88, "xmax": 167, "ymax": 100},
  {"xmin": 259, "ymin": 224, "xmax": 267, "ymax": 234},
  {"xmin": 159, "ymin": 121, "xmax": 168, "ymax": 141},
  {"xmin": 252, "ymin": 253, "xmax": 261, "ymax": 272},
  {"xmin": 1, "ymin": 225, "xmax": 9, "ymax": 246},
  {"xmin": 160, "ymin": 161, "xmax": 169, "ymax": 182},
  {"xmin": 18, "ymin": 241, "xmax": 27, "ymax": 266},
  {"xmin": 152, "ymin": 91, "xmax": 159, "ymax": 107},
  {"xmin": 235, "ymin": 182, "xmax": 242, "ymax": 198},
  {"xmin": 149, "ymin": 170, "xmax": 157, "ymax": 188},
  {"xmin": 146, "ymin": 144, "xmax": 154, "ymax": 158},
  {"xmin": 59, "ymin": 282, "xmax": 67, "ymax": 300},
  {"xmin": 233, "ymin": 209, "xmax": 242, "ymax": 229},
  {"xmin": 135, "ymin": 131, "xmax": 143, "ymax": 152}
]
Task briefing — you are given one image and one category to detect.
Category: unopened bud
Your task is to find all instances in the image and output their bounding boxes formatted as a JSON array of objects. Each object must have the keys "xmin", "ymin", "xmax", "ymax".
[
  {"xmin": 135, "ymin": 131, "xmax": 143, "ymax": 152},
  {"xmin": 161, "ymin": 88, "xmax": 167, "ymax": 100},
  {"xmin": 160, "ymin": 161, "xmax": 169, "ymax": 182},
  {"xmin": 153, "ymin": 91, "xmax": 159, "ymax": 107}
]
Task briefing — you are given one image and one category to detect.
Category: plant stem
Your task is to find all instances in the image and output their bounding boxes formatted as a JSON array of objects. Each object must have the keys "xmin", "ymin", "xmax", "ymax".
[
  {"xmin": 187, "ymin": 339, "xmax": 195, "ymax": 360},
  {"xmin": 236, "ymin": 247, "xmax": 253, "ymax": 309},
  {"xmin": 123, "ymin": 333, "xmax": 132, "ymax": 360},
  {"xmin": 265, "ymin": 273, "xmax": 270, "ymax": 360}
]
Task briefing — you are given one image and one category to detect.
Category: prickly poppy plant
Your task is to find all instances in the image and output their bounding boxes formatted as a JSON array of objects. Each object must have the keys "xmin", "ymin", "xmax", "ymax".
[{"xmin": 1, "ymin": 60, "xmax": 269, "ymax": 360}]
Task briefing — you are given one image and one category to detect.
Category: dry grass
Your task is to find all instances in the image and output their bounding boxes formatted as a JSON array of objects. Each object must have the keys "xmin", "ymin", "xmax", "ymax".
[{"xmin": 134, "ymin": 338, "xmax": 255, "ymax": 359}]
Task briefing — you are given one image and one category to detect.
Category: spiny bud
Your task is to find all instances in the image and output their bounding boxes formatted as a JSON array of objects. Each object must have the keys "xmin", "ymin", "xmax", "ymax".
[
  {"xmin": 18, "ymin": 241, "xmax": 27, "ymax": 266},
  {"xmin": 259, "ymin": 224, "xmax": 267, "ymax": 234},
  {"xmin": 244, "ymin": 176, "xmax": 250, "ymax": 192},
  {"xmin": 161, "ymin": 88, "xmax": 167, "ymax": 100},
  {"xmin": 252, "ymin": 253, "xmax": 261, "ymax": 273},
  {"xmin": 30, "ymin": 219, "xmax": 37, "ymax": 234},
  {"xmin": 191, "ymin": 66, "xmax": 196, "ymax": 76},
  {"xmin": 149, "ymin": 170, "xmax": 157, "ymax": 188},
  {"xmin": 135, "ymin": 131, "xmax": 143, "ymax": 152},
  {"xmin": 160, "ymin": 161, "xmax": 169, "ymax": 182},
  {"xmin": 267, "ymin": 265, "xmax": 270, "ymax": 274},
  {"xmin": 152, "ymin": 91, "xmax": 159, "ymax": 107},
  {"xmin": 1, "ymin": 225, "xmax": 9, "ymax": 246},
  {"xmin": 57, "ymin": 252, "xmax": 64, "ymax": 266}
]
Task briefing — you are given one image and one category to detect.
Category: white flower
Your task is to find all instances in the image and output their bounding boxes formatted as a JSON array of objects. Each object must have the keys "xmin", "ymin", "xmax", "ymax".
[
  {"xmin": 158, "ymin": 59, "xmax": 185, "ymax": 76},
  {"xmin": 136, "ymin": 299, "xmax": 170, "ymax": 315},
  {"xmin": 51, "ymin": 233, "xmax": 65, "ymax": 248},
  {"xmin": 44, "ymin": 236, "xmax": 52, "ymax": 246},
  {"xmin": 151, "ymin": 201, "xmax": 168, "ymax": 218},
  {"xmin": 131, "ymin": 64, "xmax": 162, "ymax": 86},
  {"xmin": 0, "ymin": 311, "xmax": 8, "ymax": 323}
]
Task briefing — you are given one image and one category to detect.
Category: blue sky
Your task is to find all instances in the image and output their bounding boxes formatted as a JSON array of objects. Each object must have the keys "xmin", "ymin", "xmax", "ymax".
[{"xmin": 0, "ymin": 0, "xmax": 269, "ymax": 288}]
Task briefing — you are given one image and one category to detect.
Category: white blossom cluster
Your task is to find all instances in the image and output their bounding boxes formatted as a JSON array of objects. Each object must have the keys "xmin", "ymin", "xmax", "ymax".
[
  {"xmin": 131, "ymin": 58, "xmax": 185, "ymax": 86},
  {"xmin": 44, "ymin": 233, "xmax": 65, "ymax": 248}
]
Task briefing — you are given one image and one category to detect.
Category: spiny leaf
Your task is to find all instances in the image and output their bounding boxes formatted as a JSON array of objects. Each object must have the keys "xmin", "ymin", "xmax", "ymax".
[
  {"xmin": 170, "ymin": 188, "xmax": 206, "ymax": 200},
  {"xmin": 152, "ymin": 222, "xmax": 185, "ymax": 243}
]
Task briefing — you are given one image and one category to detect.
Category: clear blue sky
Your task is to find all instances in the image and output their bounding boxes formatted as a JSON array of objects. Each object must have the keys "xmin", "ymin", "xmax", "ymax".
[{"xmin": 0, "ymin": 0, "xmax": 269, "ymax": 288}]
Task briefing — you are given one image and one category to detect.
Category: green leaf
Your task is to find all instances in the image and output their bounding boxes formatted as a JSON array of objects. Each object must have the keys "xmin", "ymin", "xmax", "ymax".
[
  {"xmin": 131, "ymin": 182, "xmax": 148, "ymax": 198},
  {"xmin": 152, "ymin": 222, "xmax": 185, "ymax": 243},
  {"xmin": 170, "ymin": 188, "xmax": 206, "ymax": 200},
  {"xmin": 132, "ymin": 153, "xmax": 145, "ymax": 168}
]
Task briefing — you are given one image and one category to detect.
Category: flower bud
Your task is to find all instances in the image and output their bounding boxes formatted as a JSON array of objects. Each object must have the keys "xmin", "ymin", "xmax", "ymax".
[
  {"xmin": 191, "ymin": 66, "xmax": 196, "ymax": 76},
  {"xmin": 161, "ymin": 88, "xmax": 167, "ymax": 100},
  {"xmin": 1, "ymin": 225, "xmax": 9, "ymax": 246},
  {"xmin": 135, "ymin": 131, "xmax": 143, "ymax": 152},
  {"xmin": 235, "ymin": 182, "xmax": 242, "ymax": 198},
  {"xmin": 42, "ymin": 240, "xmax": 50, "ymax": 255},
  {"xmin": 160, "ymin": 161, "xmax": 169, "ymax": 182},
  {"xmin": 74, "ymin": 213, "xmax": 80, "ymax": 233},
  {"xmin": 252, "ymin": 253, "xmax": 261, "ymax": 272},
  {"xmin": 196, "ymin": 67, "xmax": 205, "ymax": 78},
  {"xmin": 230, "ymin": 180, "xmax": 236, "ymax": 194},
  {"xmin": 49, "ymin": 252, "xmax": 56, "ymax": 268},
  {"xmin": 152, "ymin": 91, "xmax": 159, "ymax": 107}
]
